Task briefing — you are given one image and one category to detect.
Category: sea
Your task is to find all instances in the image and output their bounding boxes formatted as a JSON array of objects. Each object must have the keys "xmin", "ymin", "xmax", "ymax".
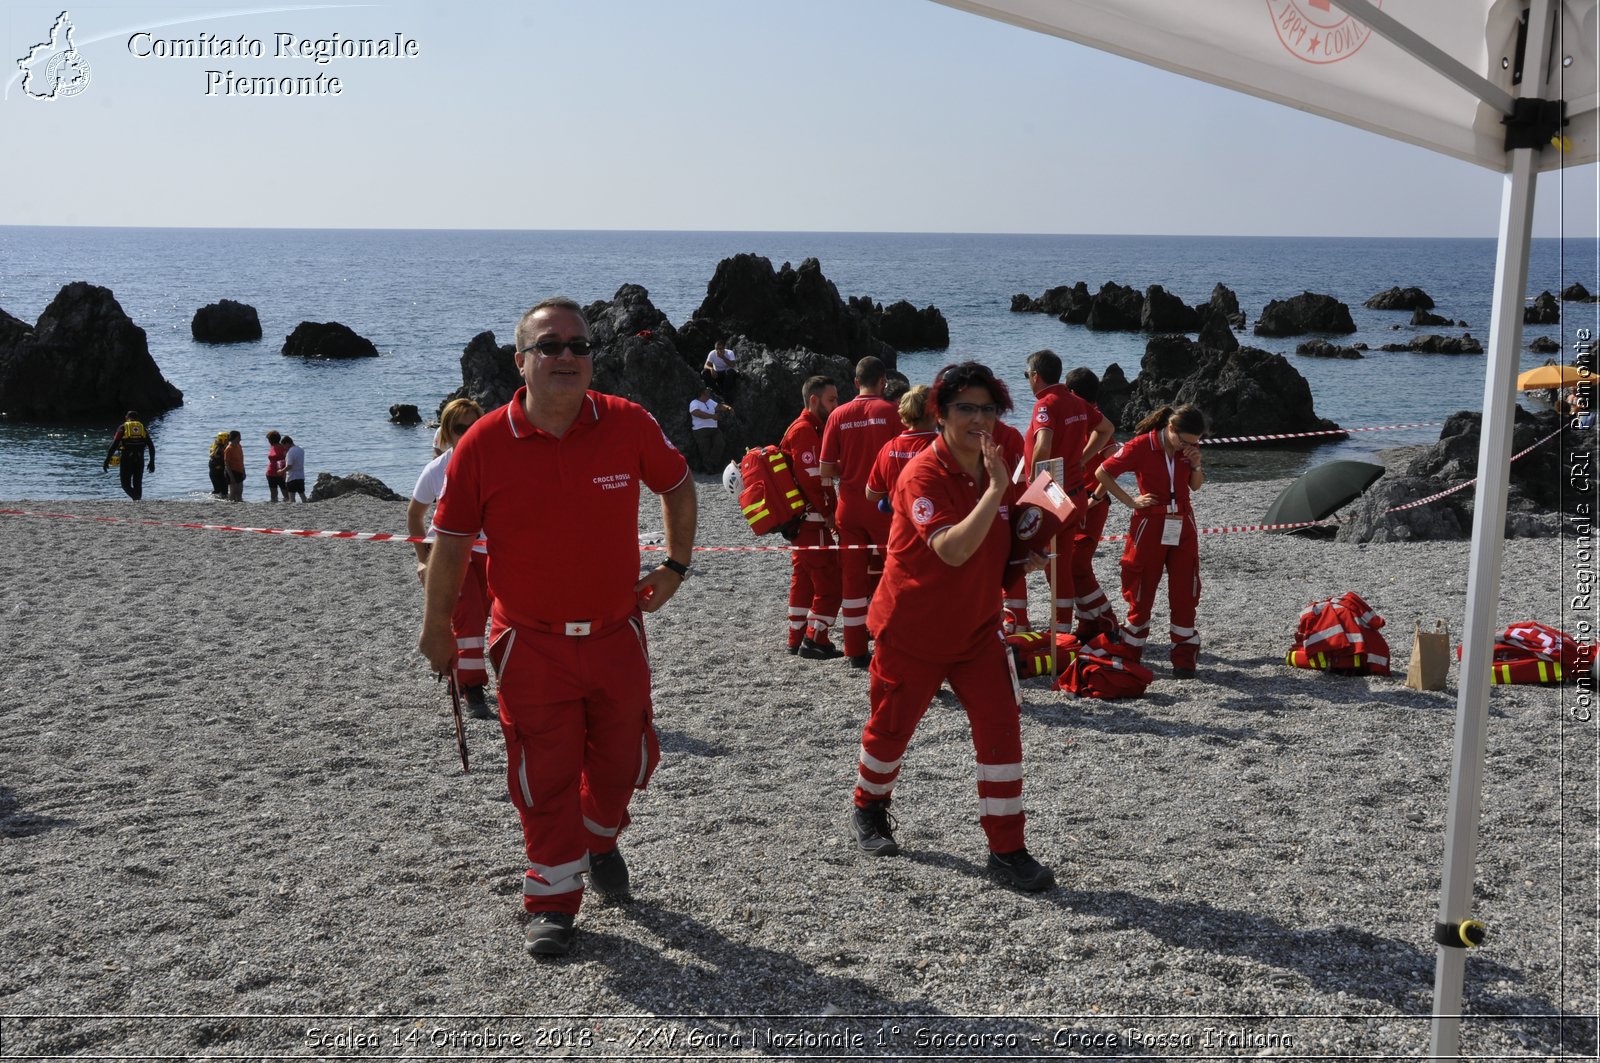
[{"xmin": 0, "ymin": 227, "xmax": 1594, "ymax": 502}]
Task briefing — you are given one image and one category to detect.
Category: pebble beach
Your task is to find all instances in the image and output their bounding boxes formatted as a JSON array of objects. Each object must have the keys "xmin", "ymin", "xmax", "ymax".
[{"xmin": 0, "ymin": 476, "xmax": 1594, "ymax": 1060}]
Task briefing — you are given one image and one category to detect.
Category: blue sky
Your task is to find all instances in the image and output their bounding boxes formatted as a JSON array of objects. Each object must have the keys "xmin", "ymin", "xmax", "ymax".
[{"xmin": 3, "ymin": 0, "xmax": 1595, "ymax": 237}]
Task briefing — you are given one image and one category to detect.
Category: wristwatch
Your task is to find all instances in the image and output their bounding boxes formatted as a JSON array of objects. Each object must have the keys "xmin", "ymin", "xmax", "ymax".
[{"xmin": 659, "ymin": 558, "xmax": 690, "ymax": 579}]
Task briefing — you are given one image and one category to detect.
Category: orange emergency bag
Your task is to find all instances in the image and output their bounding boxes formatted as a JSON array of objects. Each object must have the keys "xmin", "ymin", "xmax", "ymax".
[{"xmin": 738, "ymin": 445, "xmax": 807, "ymax": 535}]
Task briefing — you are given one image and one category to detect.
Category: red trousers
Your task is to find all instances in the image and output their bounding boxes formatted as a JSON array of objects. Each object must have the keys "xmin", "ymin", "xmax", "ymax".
[
  {"xmin": 1118, "ymin": 509, "xmax": 1201, "ymax": 668},
  {"xmin": 487, "ymin": 613, "xmax": 660, "ymax": 915},
  {"xmin": 452, "ymin": 551, "xmax": 491, "ymax": 686},
  {"xmin": 837, "ymin": 500, "xmax": 891, "ymax": 657},
  {"xmin": 854, "ymin": 635, "xmax": 1027, "ymax": 853},
  {"xmin": 1070, "ymin": 497, "xmax": 1116, "ymax": 635},
  {"xmin": 787, "ymin": 520, "xmax": 841, "ymax": 648},
  {"xmin": 1001, "ymin": 568, "xmax": 1031, "ymax": 633}
]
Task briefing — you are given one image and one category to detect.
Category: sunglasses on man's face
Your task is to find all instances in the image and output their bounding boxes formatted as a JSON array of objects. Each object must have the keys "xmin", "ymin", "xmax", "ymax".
[{"xmin": 519, "ymin": 339, "xmax": 595, "ymax": 358}]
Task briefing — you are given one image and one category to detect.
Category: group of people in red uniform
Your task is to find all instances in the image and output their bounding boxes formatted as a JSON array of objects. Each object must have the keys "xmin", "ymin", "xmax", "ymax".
[{"xmin": 415, "ymin": 297, "xmax": 1211, "ymax": 955}]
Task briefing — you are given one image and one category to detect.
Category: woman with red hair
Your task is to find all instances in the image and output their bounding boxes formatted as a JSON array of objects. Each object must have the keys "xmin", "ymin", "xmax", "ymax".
[{"xmin": 848, "ymin": 361, "xmax": 1054, "ymax": 893}]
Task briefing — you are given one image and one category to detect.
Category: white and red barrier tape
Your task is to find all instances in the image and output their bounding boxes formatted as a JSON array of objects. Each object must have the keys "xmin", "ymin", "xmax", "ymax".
[
  {"xmin": 1199, "ymin": 422, "xmax": 1440, "ymax": 446},
  {"xmin": 0, "ymin": 424, "xmax": 1567, "ymax": 551}
]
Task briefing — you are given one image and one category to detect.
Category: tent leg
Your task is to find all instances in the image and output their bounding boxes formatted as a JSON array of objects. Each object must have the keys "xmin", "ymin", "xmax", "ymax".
[{"xmin": 1428, "ymin": 3, "xmax": 1555, "ymax": 1054}]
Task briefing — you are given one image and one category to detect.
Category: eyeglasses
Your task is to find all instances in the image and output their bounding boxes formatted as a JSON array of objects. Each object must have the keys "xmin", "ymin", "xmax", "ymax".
[
  {"xmin": 518, "ymin": 339, "xmax": 595, "ymax": 358},
  {"xmin": 949, "ymin": 402, "xmax": 1000, "ymax": 417}
]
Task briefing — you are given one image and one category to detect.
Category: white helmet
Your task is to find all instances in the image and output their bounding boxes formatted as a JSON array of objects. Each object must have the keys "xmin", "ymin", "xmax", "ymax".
[{"xmin": 721, "ymin": 460, "xmax": 743, "ymax": 495}]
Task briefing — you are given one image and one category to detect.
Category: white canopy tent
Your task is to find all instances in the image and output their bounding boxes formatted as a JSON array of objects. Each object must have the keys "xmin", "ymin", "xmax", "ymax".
[{"xmin": 931, "ymin": 0, "xmax": 1596, "ymax": 1055}]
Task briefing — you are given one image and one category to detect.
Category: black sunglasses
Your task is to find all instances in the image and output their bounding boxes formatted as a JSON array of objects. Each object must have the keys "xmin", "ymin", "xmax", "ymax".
[{"xmin": 519, "ymin": 339, "xmax": 595, "ymax": 358}]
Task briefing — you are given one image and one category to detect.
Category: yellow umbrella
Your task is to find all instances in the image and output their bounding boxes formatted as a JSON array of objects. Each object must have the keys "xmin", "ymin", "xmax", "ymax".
[{"xmin": 1516, "ymin": 364, "xmax": 1588, "ymax": 390}]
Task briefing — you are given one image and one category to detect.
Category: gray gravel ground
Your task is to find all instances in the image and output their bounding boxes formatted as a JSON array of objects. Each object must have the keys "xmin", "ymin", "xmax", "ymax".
[{"xmin": 0, "ymin": 476, "xmax": 1595, "ymax": 1060}]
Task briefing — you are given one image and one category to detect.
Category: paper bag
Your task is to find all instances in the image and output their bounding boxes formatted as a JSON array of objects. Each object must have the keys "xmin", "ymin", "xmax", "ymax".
[{"xmin": 1404, "ymin": 620, "xmax": 1450, "ymax": 691}]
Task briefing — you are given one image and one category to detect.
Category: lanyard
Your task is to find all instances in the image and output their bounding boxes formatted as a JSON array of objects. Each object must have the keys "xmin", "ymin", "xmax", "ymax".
[{"xmin": 1164, "ymin": 446, "xmax": 1178, "ymax": 513}]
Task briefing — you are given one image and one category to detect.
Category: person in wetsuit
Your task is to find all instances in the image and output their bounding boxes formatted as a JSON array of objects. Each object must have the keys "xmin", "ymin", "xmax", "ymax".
[{"xmin": 103, "ymin": 410, "xmax": 156, "ymax": 500}]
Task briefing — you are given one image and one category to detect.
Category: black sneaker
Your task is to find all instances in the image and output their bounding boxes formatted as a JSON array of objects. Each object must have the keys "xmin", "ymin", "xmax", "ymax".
[
  {"xmin": 987, "ymin": 847, "xmax": 1056, "ymax": 892},
  {"xmin": 798, "ymin": 638, "xmax": 843, "ymax": 661},
  {"xmin": 463, "ymin": 685, "xmax": 494, "ymax": 719},
  {"xmin": 588, "ymin": 846, "xmax": 631, "ymax": 903},
  {"xmin": 786, "ymin": 642, "xmax": 802, "ymax": 656},
  {"xmin": 851, "ymin": 800, "xmax": 900, "ymax": 856},
  {"xmin": 524, "ymin": 912, "xmax": 576, "ymax": 957},
  {"xmin": 848, "ymin": 653, "xmax": 873, "ymax": 670}
]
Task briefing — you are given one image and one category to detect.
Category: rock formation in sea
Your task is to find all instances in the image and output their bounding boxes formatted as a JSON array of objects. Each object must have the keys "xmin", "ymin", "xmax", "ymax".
[
  {"xmin": 389, "ymin": 404, "xmax": 422, "ymax": 425},
  {"xmin": 1409, "ymin": 308, "xmax": 1453, "ymax": 327},
  {"xmin": 1337, "ymin": 408, "xmax": 1569, "ymax": 542},
  {"xmin": 1296, "ymin": 339, "xmax": 1364, "ymax": 359},
  {"xmin": 849, "ymin": 296, "xmax": 949, "ymax": 350},
  {"xmin": 1524, "ymin": 291, "xmax": 1561, "ymax": 325},
  {"xmin": 282, "ymin": 321, "xmax": 380, "ymax": 359},
  {"xmin": 308, "ymin": 472, "xmax": 403, "ymax": 502},
  {"xmin": 1253, "ymin": 292, "xmax": 1357, "ymax": 337},
  {"xmin": 191, "ymin": 299, "xmax": 262, "ymax": 343},
  {"xmin": 675, "ymin": 254, "xmax": 898, "ymax": 371},
  {"xmin": 1529, "ymin": 336, "xmax": 1562, "ymax": 354},
  {"xmin": 1378, "ymin": 334, "xmax": 1484, "ymax": 354},
  {"xmin": 1560, "ymin": 282, "xmax": 1596, "ymax": 302},
  {"xmin": 0, "ymin": 282, "xmax": 183, "ymax": 420},
  {"xmin": 1140, "ymin": 285, "xmax": 1200, "ymax": 333},
  {"xmin": 1364, "ymin": 286, "xmax": 1435, "ymax": 310},
  {"xmin": 1116, "ymin": 335, "xmax": 1342, "ymax": 438}
]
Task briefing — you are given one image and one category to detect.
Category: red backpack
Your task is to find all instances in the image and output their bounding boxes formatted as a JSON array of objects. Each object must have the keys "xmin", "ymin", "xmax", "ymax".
[
  {"xmin": 1057, "ymin": 633, "xmax": 1154, "ymax": 699},
  {"xmin": 738, "ymin": 446, "xmax": 808, "ymax": 535},
  {"xmin": 1459, "ymin": 621, "xmax": 1596, "ymax": 685}
]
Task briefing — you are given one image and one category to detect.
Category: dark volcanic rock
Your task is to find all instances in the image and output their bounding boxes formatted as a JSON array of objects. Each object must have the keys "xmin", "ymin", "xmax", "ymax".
[
  {"xmin": 1378, "ymin": 333, "xmax": 1483, "ymax": 354},
  {"xmin": 1254, "ymin": 292, "xmax": 1357, "ymax": 337},
  {"xmin": 1012, "ymin": 284, "xmax": 1089, "ymax": 318},
  {"xmin": 441, "ymin": 331, "xmax": 520, "ymax": 416},
  {"xmin": 309, "ymin": 472, "xmax": 403, "ymax": 503},
  {"xmin": 1210, "ymin": 283, "xmax": 1245, "ymax": 328},
  {"xmin": 1338, "ymin": 408, "xmax": 1568, "ymax": 542},
  {"xmin": 1196, "ymin": 306, "xmax": 1240, "ymax": 353},
  {"xmin": 1118, "ymin": 335, "xmax": 1340, "ymax": 439},
  {"xmin": 1141, "ymin": 285, "xmax": 1201, "ymax": 333},
  {"xmin": 0, "ymin": 282, "xmax": 183, "ymax": 420},
  {"xmin": 1095, "ymin": 364, "xmax": 1133, "ymax": 428},
  {"xmin": 588, "ymin": 289, "xmax": 710, "ymax": 458},
  {"xmin": 1086, "ymin": 282, "xmax": 1144, "ymax": 331},
  {"xmin": 389, "ymin": 404, "xmax": 422, "ymax": 425},
  {"xmin": 1364, "ymin": 286, "xmax": 1435, "ymax": 311},
  {"xmin": 1525, "ymin": 291, "xmax": 1560, "ymax": 325},
  {"xmin": 1561, "ymin": 282, "xmax": 1593, "ymax": 302},
  {"xmin": 1296, "ymin": 339, "xmax": 1364, "ymax": 359},
  {"xmin": 701, "ymin": 342, "xmax": 857, "ymax": 455},
  {"xmin": 283, "ymin": 321, "xmax": 379, "ymax": 359},
  {"xmin": 676, "ymin": 254, "xmax": 896, "ymax": 371},
  {"xmin": 1410, "ymin": 307, "xmax": 1452, "ymax": 327},
  {"xmin": 191, "ymin": 299, "xmax": 262, "ymax": 343},
  {"xmin": 851, "ymin": 297, "xmax": 949, "ymax": 350},
  {"xmin": 1529, "ymin": 336, "xmax": 1562, "ymax": 354}
]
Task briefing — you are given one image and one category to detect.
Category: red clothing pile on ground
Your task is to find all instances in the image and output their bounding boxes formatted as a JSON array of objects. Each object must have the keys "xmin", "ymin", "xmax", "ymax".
[
  {"xmin": 1056, "ymin": 632, "xmax": 1154, "ymax": 698},
  {"xmin": 1006, "ymin": 630, "xmax": 1080, "ymax": 681},
  {"xmin": 1465, "ymin": 621, "xmax": 1597, "ymax": 685},
  {"xmin": 1286, "ymin": 591, "xmax": 1392, "ymax": 676}
]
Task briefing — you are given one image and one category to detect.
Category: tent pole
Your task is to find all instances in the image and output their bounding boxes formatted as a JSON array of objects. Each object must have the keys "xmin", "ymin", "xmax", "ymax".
[{"xmin": 1429, "ymin": 3, "xmax": 1557, "ymax": 1055}]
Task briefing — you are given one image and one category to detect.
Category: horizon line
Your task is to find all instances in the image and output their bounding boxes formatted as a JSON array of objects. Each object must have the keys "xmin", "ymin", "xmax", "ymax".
[{"xmin": 0, "ymin": 223, "xmax": 1571, "ymax": 241}]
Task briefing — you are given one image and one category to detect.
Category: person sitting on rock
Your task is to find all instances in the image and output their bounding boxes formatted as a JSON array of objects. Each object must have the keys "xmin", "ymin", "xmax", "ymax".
[{"xmin": 702, "ymin": 338, "xmax": 738, "ymax": 391}]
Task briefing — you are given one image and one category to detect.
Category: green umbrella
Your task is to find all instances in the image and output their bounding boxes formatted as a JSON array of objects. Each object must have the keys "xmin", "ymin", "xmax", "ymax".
[{"xmin": 1262, "ymin": 460, "xmax": 1385, "ymax": 529}]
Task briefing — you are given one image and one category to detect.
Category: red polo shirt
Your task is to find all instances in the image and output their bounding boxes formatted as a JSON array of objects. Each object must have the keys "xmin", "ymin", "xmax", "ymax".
[
  {"xmin": 1023, "ymin": 383, "xmax": 1092, "ymax": 484},
  {"xmin": 992, "ymin": 418, "xmax": 1025, "ymax": 485},
  {"xmin": 820, "ymin": 394, "xmax": 899, "ymax": 490},
  {"xmin": 434, "ymin": 388, "xmax": 689, "ymax": 628},
  {"xmin": 1079, "ymin": 400, "xmax": 1116, "ymax": 491},
  {"xmin": 868, "ymin": 436, "xmax": 1013, "ymax": 659},
  {"xmin": 780, "ymin": 408, "xmax": 829, "ymax": 514},
  {"xmin": 865, "ymin": 429, "xmax": 935, "ymax": 499},
  {"xmin": 1098, "ymin": 429, "xmax": 1197, "ymax": 514}
]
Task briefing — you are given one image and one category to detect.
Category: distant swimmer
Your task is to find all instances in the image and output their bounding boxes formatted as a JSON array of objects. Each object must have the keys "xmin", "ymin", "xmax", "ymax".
[{"xmin": 103, "ymin": 410, "xmax": 155, "ymax": 500}]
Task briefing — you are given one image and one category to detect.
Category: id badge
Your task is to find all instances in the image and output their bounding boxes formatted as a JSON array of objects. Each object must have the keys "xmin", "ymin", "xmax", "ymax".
[{"xmin": 1160, "ymin": 514, "xmax": 1183, "ymax": 546}]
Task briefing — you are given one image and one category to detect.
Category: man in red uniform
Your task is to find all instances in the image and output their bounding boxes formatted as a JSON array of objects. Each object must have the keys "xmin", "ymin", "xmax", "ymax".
[
  {"xmin": 991, "ymin": 416, "xmax": 1030, "ymax": 633},
  {"xmin": 780, "ymin": 375, "xmax": 843, "ymax": 659},
  {"xmin": 419, "ymin": 296, "xmax": 696, "ymax": 959},
  {"xmin": 1063, "ymin": 368, "xmax": 1121, "ymax": 640},
  {"xmin": 1022, "ymin": 349, "xmax": 1113, "ymax": 632},
  {"xmin": 851, "ymin": 361, "xmax": 1053, "ymax": 892},
  {"xmin": 820, "ymin": 356, "xmax": 900, "ymax": 668}
]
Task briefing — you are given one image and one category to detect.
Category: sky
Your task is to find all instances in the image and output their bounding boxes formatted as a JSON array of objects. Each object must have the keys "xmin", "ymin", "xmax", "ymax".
[{"xmin": 2, "ymin": 0, "xmax": 1596, "ymax": 238}]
